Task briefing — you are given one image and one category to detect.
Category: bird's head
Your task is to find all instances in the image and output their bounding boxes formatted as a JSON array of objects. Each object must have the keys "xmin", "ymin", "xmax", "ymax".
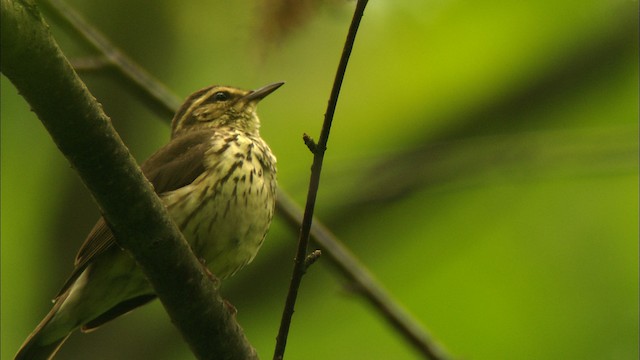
[{"xmin": 171, "ymin": 82, "xmax": 284, "ymax": 138}]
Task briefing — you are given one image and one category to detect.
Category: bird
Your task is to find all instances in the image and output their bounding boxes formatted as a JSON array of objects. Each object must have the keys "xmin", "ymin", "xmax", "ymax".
[{"xmin": 15, "ymin": 82, "xmax": 284, "ymax": 360}]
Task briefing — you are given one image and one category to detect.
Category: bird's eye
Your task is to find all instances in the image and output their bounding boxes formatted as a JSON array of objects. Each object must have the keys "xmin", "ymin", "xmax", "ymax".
[{"xmin": 212, "ymin": 91, "xmax": 229, "ymax": 102}]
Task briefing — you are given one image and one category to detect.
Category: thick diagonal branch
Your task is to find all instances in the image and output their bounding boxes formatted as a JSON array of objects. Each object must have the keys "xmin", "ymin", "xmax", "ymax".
[{"xmin": 1, "ymin": 1, "xmax": 256, "ymax": 359}]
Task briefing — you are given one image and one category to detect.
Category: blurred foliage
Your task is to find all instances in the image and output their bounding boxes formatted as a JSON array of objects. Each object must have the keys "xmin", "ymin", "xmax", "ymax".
[{"xmin": 2, "ymin": 0, "xmax": 638, "ymax": 359}]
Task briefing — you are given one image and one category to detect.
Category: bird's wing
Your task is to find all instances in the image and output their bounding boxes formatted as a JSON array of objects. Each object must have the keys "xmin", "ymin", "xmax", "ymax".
[{"xmin": 56, "ymin": 130, "xmax": 214, "ymax": 297}]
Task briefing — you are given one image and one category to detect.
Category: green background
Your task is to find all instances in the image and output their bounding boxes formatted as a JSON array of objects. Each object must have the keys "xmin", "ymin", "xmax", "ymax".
[{"xmin": 2, "ymin": 0, "xmax": 638, "ymax": 359}]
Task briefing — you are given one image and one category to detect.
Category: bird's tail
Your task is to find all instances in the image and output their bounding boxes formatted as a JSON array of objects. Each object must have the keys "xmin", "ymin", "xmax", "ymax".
[{"xmin": 14, "ymin": 293, "xmax": 72, "ymax": 360}]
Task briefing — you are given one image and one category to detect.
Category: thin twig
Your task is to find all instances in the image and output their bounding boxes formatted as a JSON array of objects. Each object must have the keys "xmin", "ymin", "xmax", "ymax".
[
  {"xmin": 304, "ymin": 249, "xmax": 322, "ymax": 268},
  {"xmin": 302, "ymin": 133, "xmax": 317, "ymax": 153},
  {"xmin": 276, "ymin": 190, "xmax": 449, "ymax": 359},
  {"xmin": 41, "ymin": 1, "xmax": 450, "ymax": 358},
  {"xmin": 273, "ymin": 1, "xmax": 369, "ymax": 359}
]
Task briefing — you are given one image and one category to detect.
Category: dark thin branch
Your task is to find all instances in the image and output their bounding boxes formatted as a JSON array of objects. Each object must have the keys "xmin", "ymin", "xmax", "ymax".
[
  {"xmin": 1, "ymin": 1, "xmax": 256, "ymax": 359},
  {"xmin": 273, "ymin": 1, "xmax": 369, "ymax": 359},
  {"xmin": 40, "ymin": 0, "xmax": 450, "ymax": 358},
  {"xmin": 276, "ymin": 191, "xmax": 449, "ymax": 359}
]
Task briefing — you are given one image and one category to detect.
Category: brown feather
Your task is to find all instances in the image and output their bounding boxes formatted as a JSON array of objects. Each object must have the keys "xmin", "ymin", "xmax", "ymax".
[
  {"xmin": 81, "ymin": 294, "xmax": 157, "ymax": 331},
  {"xmin": 55, "ymin": 129, "xmax": 214, "ymax": 298},
  {"xmin": 14, "ymin": 292, "xmax": 71, "ymax": 360}
]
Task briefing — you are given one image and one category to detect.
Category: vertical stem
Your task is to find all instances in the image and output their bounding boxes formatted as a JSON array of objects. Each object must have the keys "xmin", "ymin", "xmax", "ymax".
[{"xmin": 273, "ymin": 1, "xmax": 369, "ymax": 359}]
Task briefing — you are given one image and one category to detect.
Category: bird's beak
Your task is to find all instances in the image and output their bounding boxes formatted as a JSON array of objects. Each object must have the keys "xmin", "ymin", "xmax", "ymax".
[{"xmin": 243, "ymin": 82, "xmax": 285, "ymax": 102}]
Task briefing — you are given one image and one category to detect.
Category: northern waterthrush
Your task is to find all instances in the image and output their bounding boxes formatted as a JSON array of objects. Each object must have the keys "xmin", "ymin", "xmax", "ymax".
[{"xmin": 15, "ymin": 82, "xmax": 283, "ymax": 360}]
